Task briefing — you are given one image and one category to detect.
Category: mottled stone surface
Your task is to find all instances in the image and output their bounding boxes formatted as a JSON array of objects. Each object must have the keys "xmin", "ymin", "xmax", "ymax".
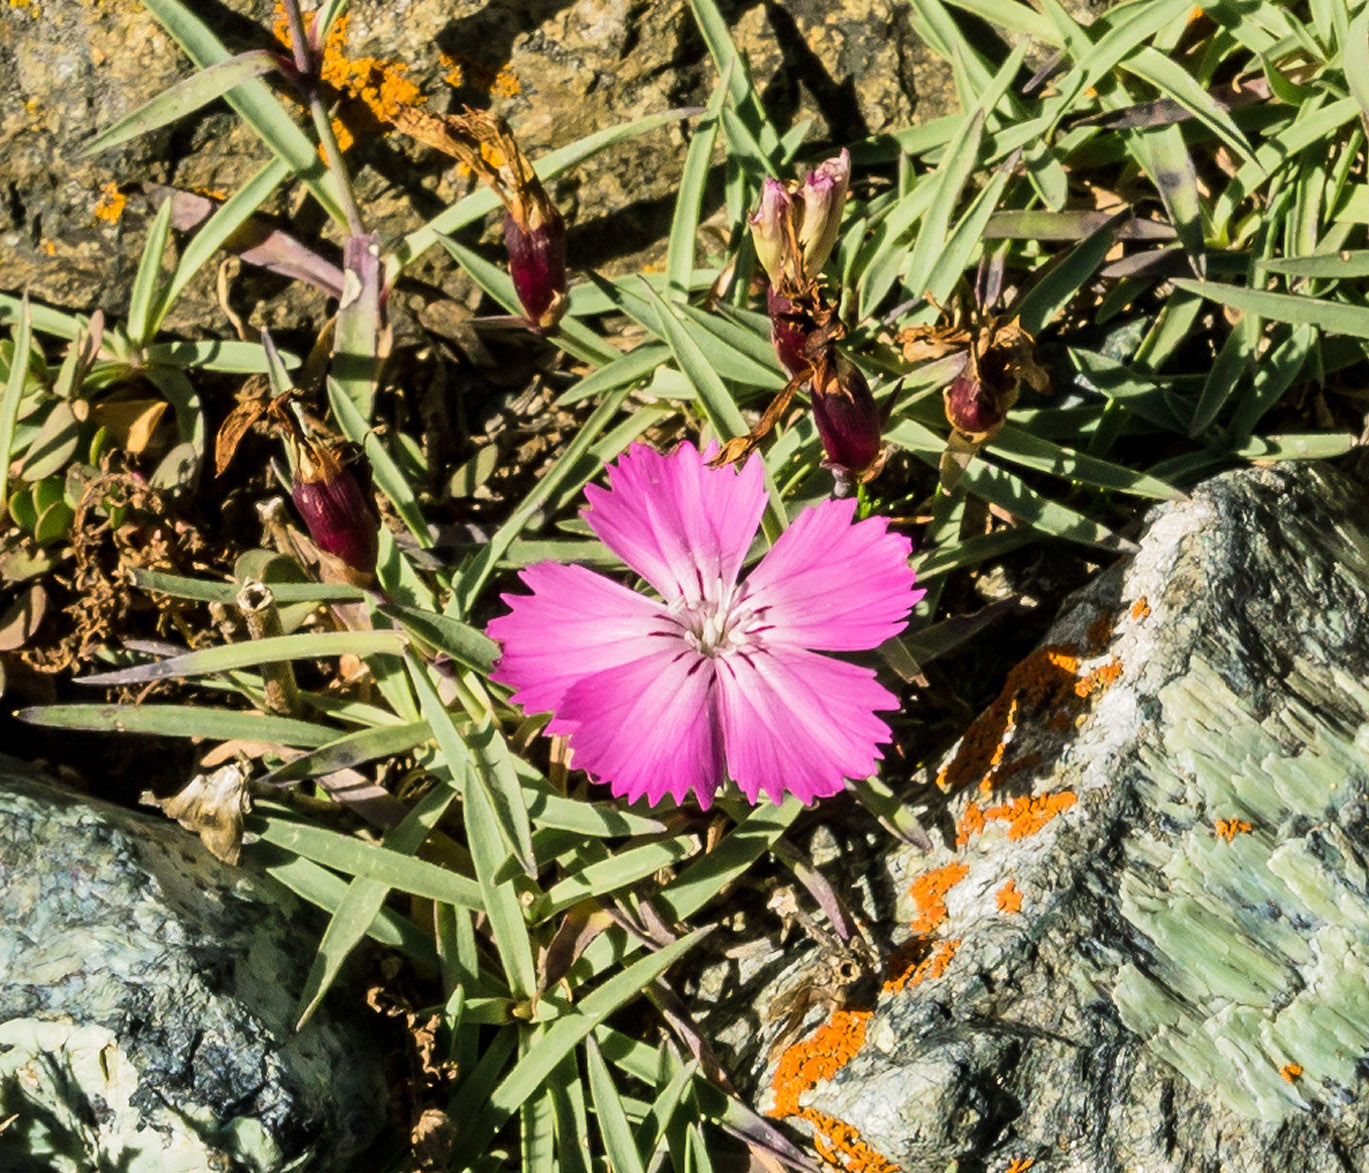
[
  {"xmin": 0, "ymin": 763, "xmax": 386, "ymax": 1172},
  {"xmin": 2, "ymin": 0, "xmax": 949, "ymax": 335},
  {"xmin": 695, "ymin": 462, "xmax": 1369, "ymax": 1172}
]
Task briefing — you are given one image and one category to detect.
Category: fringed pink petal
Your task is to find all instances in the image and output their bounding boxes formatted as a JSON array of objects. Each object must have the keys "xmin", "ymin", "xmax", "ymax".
[
  {"xmin": 742, "ymin": 497, "xmax": 922, "ymax": 651},
  {"xmin": 715, "ymin": 645, "xmax": 898, "ymax": 805},
  {"xmin": 582, "ymin": 442, "xmax": 766, "ymax": 605},
  {"xmin": 556, "ymin": 649, "xmax": 725, "ymax": 808},
  {"xmin": 488, "ymin": 561, "xmax": 672, "ymax": 721}
]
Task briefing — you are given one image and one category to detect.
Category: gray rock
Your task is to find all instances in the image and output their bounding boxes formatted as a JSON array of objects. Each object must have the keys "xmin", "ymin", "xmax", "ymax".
[
  {"xmin": 706, "ymin": 462, "xmax": 1369, "ymax": 1172},
  {"xmin": 0, "ymin": 762, "xmax": 387, "ymax": 1172}
]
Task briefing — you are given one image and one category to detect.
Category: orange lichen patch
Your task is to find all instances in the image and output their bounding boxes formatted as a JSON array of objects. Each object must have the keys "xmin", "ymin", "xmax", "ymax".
[
  {"xmin": 93, "ymin": 183, "xmax": 126, "ymax": 224},
  {"xmin": 1130, "ymin": 596, "xmax": 1151, "ymax": 620},
  {"xmin": 882, "ymin": 939, "xmax": 959, "ymax": 995},
  {"xmin": 441, "ymin": 52, "xmax": 522, "ymax": 98},
  {"xmin": 39, "ymin": 238, "xmax": 56, "ymax": 257},
  {"xmin": 275, "ymin": 5, "xmax": 425, "ymax": 135},
  {"xmin": 1085, "ymin": 609, "xmax": 1114, "ymax": 654},
  {"xmin": 909, "ymin": 862, "xmax": 969, "ymax": 933},
  {"xmin": 1074, "ymin": 658, "xmax": 1122, "ymax": 698},
  {"xmin": 1280, "ymin": 1063, "xmax": 1303, "ymax": 1082},
  {"xmin": 801, "ymin": 1106, "xmax": 901, "ymax": 1173},
  {"xmin": 769, "ymin": 1008, "xmax": 872, "ymax": 1118},
  {"xmin": 1005, "ymin": 1160, "xmax": 1036, "ymax": 1173},
  {"xmin": 1214, "ymin": 818, "xmax": 1253, "ymax": 841},
  {"xmin": 770, "ymin": 939, "xmax": 960, "ymax": 1170},
  {"xmin": 936, "ymin": 646, "xmax": 1081, "ymax": 793},
  {"xmin": 958, "ymin": 791, "xmax": 1077, "ymax": 847},
  {"xmin": 996, "ymin": 878, "xmax": 1023, "ymax": 914}
]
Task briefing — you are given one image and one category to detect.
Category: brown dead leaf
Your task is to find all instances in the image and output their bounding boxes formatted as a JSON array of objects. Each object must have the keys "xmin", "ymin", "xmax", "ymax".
[
  {"xmin": 144, "ymin": 762, "xmax": 252, "ymax": 864},
  {"xmin": 0, "ymin": 584, "xmax": 47, "ymax": 651},
  {"xmin": 91, "ymin": 398, "xmax": 171, "ymax": 457}
]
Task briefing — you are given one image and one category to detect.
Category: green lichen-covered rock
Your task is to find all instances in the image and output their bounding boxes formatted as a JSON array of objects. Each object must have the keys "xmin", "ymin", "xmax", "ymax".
[
  {"xmin": 723, "ymin": 463, "xmax": 1369, "ymax": 1172},
  {"xmin": 0, "ymin": 763, "xmax": 386, "ymax": 1172}
]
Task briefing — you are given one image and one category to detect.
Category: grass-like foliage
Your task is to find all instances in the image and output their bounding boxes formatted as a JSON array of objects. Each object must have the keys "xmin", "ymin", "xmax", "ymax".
[{"xmin": 3, "ymin": 0, "xmax": 1367, "ymax": 1167}]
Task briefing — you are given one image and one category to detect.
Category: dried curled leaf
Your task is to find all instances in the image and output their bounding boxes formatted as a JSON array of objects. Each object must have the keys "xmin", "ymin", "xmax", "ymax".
[{"xmin": 143, "ymin": 762, "xmax": 252, "ymax": 864}]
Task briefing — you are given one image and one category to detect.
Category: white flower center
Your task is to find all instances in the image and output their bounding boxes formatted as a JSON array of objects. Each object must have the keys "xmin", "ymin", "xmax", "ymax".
[{"xmin": 666, "ymin": 578, "xmax": 768, "ymax": 658}]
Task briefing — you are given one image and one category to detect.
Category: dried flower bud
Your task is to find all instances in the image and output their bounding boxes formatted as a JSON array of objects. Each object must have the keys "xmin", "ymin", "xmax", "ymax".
[
  {"xmin": 749, "ymin": 179, "xmax": 794, "ymax": 286},
  {"xmin": 505, "ymin": 205, "xmax": 567, "ymax": 332},
  {"xmin": 767, "ymin": 286, "xmax": 809, "ymax": 377},
  {"xmin": 291, "ymin": 441, "xmax": 380, "ymax": 583},
  {"xmin": 944, "ymin": 363, "xmax": 1015, "ymax": 439},
  {"xmin": 797, "ymin": 149, "xmax": 850, "ymax": 280},
  {"xmin": 812, "ymin": 354, "xmax": 882, "ymax": 477}
]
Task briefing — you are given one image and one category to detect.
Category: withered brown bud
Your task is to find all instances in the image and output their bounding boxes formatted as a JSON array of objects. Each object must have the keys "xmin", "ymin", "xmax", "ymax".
[
  {"xmin": 506, "ymin": 205, "xmax": 567, "ymax": 333},
  {"xmin": 812, "ymin": 354, "xmax": 882, "ymax": 477},
  {"xmin": 291, "ymin": 441, "xmax": 380, "ymax": 583},
  {"xmin": 767, "ymin": 286, "xmax": 809, "ymax": 378},
  {"xmin": 944, "ymin": 365, "xmax": 1014, "ymax": 439}
]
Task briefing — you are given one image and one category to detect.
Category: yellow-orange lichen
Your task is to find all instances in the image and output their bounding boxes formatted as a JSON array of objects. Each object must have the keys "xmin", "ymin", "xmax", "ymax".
[
  {"xmin": 1280, "ymin": 1062, "xmax": 1303, "ymax": 1082},
  {"xmin": 1130, "ymin": 596, "xmax": 1151, "ymax": 620},
  {"xmin": 769, "ymin": 939, "xmax": 960, "ymax": 1171},
  {"xmin": 996, "ymin": 878, "xmax": 1022, "ymax": 914},
  {"xmin": 274, "ymin": 5, "xmax": 424, "ymax": 141},
  {"xmin": 93, "ymin": 182, "xmax": 125, "ymax": 224},
  {"xmin": 958, "ymin": 791, "xmax": 1077, "ymax": 847},
  {"xmin": 909, "ymin": 862, "xmax": 969, "ymax": 933},
  {"xmin": 881, "ymin": 939, "xmax": 960, "ymax": 995},
  {"xmin": 441, "ymin": 52, "xmax": 522, "ymax": 98},
  {"xmin": 1214, "ymin": 818, "xmax": 1253, "ymax": 842},
  {"xmin": 1074, "ymin": 658, "xmax": 1122, "ymax": 698},
  {"xmin": 1005, "ymin": 1159, "xmax": 1036, "ymax": 1173},
  {"xmin": 935, "ymin": 646, "xmax": 1081, "ymax": 793}
]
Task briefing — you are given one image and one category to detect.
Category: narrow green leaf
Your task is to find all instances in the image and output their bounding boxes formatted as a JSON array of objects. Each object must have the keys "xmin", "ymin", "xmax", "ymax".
[
  {"xmin": 659, "ymin": 800, "xmax": 801, "ymax": 921},
  {"xmin": 1016, "ymin": 208, "xmax": 1130, "ymax": 337},
  {"xmin": 144, "ymin": 338, "xmax": 300, "ymax": 373},
  {"xmin": 261, "ymin": 719, "xmax": 434, "ymax": 784},
  {"xmin": 133, "ymin": 568, "xmax": 364, "ymax": 605},
  {"xmin": 635, "ymin": 280, "xmax": 745, "ymax": 437},
  {"xmin": 16, "ymin": 703, "xmax": 334, "ymax": 747},
  {"xmin": 549, "ymin": 1054, "xmax": 592, "ymax": 1173},
  {"xmin": 1190, "ymin": 311, "xmax": 1258, "ymax": 436},
  {"xmin": 1172, "ymin": 278, "xmax": 1369, "ymax": 338},
  {"xmin": 991, "ymin": 423, "xmax": 1183, "ymax": 498},
  {"xmin": 667, "ymin": 80, "xmax": 727, "ymax": 301},
  {"xmin": 534, "ymin": 835, "xmax": 697, "ymax": 923},
  {"xmin": 585, "ymin": 1035, "xmax": 647, "ymax": 1173},
  {"xmin": 78, "ymin": 630, "xmax": 404, "ymax": 686},
  {"xmin": 0, "ymin": 299, "xmax": 33, "ymax": 512},
  {"xmin": 685, "ymin": 0, "xmax": 781, "ymax": 160},
  {"xmin": 126, "ymin": 197, "xmax": 175, "ymax": 348},
  {"xmin": 139, "ymin": 0, "xmax": 348, "ymax": 226},
  {"xmin": 1263, "ymin": 251, "xmax": 1369, "ymax": 278},
  {"xmin": 292, "ymin": 776, "xmax": 460, "ymax": 1026},
  {"xmin": 83, "ymin": 52, "xmax": 279, "ymax": 157},
  {"xmin": 379, "ymin": 601, "xmax": 498, "ymax": 673},
  {"xmin": 251, "ymin": 810, "xmax": 482, "ymax": 909},
  {"xmin": 554, "ymin": 344, "xmax": 668, "ymax": 407},
  {"xmin": 465, "ymin": 929, "xmax": 708, "ymax": 1155},
  {"xmin": 252, "ymin": 845, "xmax": 437, "ymax": 961},
  {"xmin": 462, "ymin": 752, "xmax": 539, "ymax": 1001}
]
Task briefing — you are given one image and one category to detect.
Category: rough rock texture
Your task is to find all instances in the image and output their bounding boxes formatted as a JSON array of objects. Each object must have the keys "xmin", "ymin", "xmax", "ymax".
[
  {"xmin": 698, "ymin": 462, "xmax": 1369, "ymax": 1173},
  {"xmin": 2, "ymin": 0, "xmax": 951, "ymax": 335},
  {"xmin": 0, "ymin": 762, "xmax": 387, "ymax": 1172}
]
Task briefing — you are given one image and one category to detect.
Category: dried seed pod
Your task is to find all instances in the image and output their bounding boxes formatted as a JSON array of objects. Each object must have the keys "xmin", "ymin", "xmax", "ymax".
[
  {"xmin": 291, "ymin": 439, "xmax": 380, "ymax": 584},
  {"xmin": 812, "ymin": 354, "xmax": 882, "ymax": 478}
]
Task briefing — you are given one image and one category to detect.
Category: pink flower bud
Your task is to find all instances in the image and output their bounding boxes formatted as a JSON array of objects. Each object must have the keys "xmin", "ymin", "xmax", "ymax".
[
  {"xmin": 798, "ymin": 149, "xmax": 850, "ymax": 280},
  {"xmin": 812, "ymin": 354, "xmax": 882, "ymax": 476},
  {"xmin": 749, "ymin": 179, "xmax": 794, "ymax": 285},
  {"xmin": 505, "ymin": 205, "xmax": 567, "ymax": 333},
  {"xmin": 291, "ymin": 442, "xmax": 380, "ymax": 583}
]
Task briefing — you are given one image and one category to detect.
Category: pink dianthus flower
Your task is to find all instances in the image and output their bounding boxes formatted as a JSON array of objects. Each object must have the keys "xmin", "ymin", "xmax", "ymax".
[{"xmin": 488, "ymin": 441, "xmax": 923, "ymax": 808}]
